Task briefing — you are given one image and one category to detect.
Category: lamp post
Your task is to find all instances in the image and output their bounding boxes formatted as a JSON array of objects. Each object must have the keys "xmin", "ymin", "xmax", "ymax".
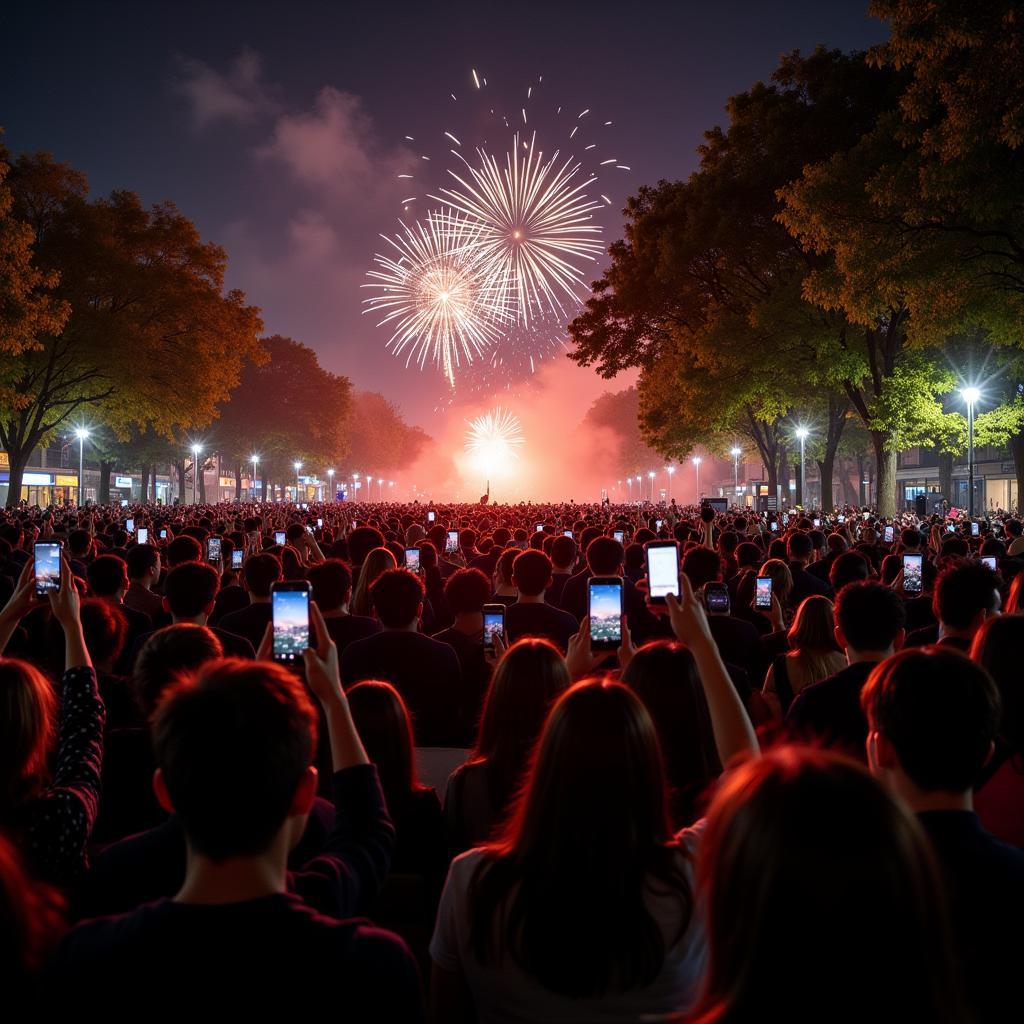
[
  {"xmin": 666, "ymin": 465, "xmax": 675, "ymax": 501},
  {"xmin": 367, "ymin": 476, "xmax": 374, "ymax": 503},
  {"xmin": 250, "ymin": 455, "xmax": 259, "ymax": 502},
  {"xmin": 627, "ymin": 477, "xmax": 633, "ymax": 501},
  {"xmin": 75, "ymin": 428, "xmax": 89, "ymax": 506},
  {"xmin": 191, "ymin": 445, "xmax": 202, "ymax": 504},
  {"xmin": 647, "ymin": 470, "xmax": 655, "ymax": 502},
  {"xmin": 294, "ymin": 461, "xmax": 302, "ymax": 503},
  {"xmin": 795, "ymin": 427, "xmax": 809, "ymax": 508},
  {"xmin": 692, "ymin": 456, "xmax": 702, "ymax": 501},
  {"xmin": 963, "ymin": 387, "xmax": 980, "ymax": 517},
  {"xmin": 730, "ymin": 447, "xmax": 741, "ymax": 502},
  {"xmin": 327, "ymin": 468, "xmax": 335, "ymax": 501}
]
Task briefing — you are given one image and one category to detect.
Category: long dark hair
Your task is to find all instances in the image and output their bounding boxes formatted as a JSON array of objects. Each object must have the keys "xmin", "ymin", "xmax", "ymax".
[
  {"xmin": 469, "ymin": 679, "xmax": 691, "ymax": 997},
  {"xmin": 970, "ymin": 614, "xmax": 1024, "ymax": 756},
  {"xmin": 347, "ymin": 681, "xmax": 423, "ymax": 808},
  {"xmin": 691, "ymin": 747, "xmax": 968, "ymax": 1024},
  {"xmin": 472, "ymin": 638, "xmax": 570, "ymax": 815},
  {"xmin": 621, "ymin": 641, "xmax": 721, "ymax": 828}
]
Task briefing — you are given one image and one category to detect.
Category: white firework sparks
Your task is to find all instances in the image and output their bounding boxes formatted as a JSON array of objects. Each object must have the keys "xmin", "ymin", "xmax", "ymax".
[
  {"xmin": 432, "ymin": 131, "xmax": 605, "ymax": 326},
  {"xmin": 362, "ymin": 210, "xmax": 513, "ymax": 386},
  {"xmin": 464, "ymin": 406, "xmax": 525, "ymax": 468}
]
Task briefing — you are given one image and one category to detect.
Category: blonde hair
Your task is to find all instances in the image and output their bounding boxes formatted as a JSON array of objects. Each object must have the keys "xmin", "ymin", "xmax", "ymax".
[
  {"xmin": 0, "ymin": 659, "xmax": 57, "ymax": 809},
  {"xmin": 788, "ymin": 596, "xmax": 843, "ymax": 682},
  {"xmin": 759, "ymin": 558, "xmax": 794, "ymax": 607},
  {"xmin": 351, "ymin": 547, "xmax": 398, "ymax": 617}
]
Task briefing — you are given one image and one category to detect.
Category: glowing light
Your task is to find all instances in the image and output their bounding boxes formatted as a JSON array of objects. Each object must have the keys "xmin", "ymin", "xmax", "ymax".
[
  {"xmin": 464, "ymin": 406, "xmax": 525, "ymax": 473},
  {"xmin": 962, "ymin": 387, "xmax": 981, "ymax": 404},
  {"xmin": 433, "ymin": 131, "xmax": 604, "ymax": 327},
  {"xmin": 362, "ymin": 209, "xmax": 514, "ymax": 386}
]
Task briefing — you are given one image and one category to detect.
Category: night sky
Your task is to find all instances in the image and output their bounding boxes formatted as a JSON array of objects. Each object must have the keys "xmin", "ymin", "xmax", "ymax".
[{"xmin": 3, "ymin": 0, "xmax": 887, "ymax": 435}]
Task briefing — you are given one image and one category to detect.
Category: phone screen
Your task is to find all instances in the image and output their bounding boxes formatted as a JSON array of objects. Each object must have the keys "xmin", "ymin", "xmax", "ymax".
[
  {"xmin": 232, "ymin": 548, "xmax": 244, "ymax": 568},
  {"xmin": 646, "ymin": 543, "xmax": 679, "ymax": 602},
  {"xmin": 34, "ymin": 542, "xmax": 62, "ymax": 595},
  {"xmin": 884, "ymin": 526, "xmax": 894, "ymax": 543},
  {"xmin": 405, "ymin": 547, "xmax": 420, "ymax": 572},
  {"xmin": 704, "ymin": 583, "xmax": 730, "ymax": 614},
  {"xmin": 755, "ymin": 576, "xmax": 773, "ymax": 609},
  {"xmin": 428, "ymin": 511, "xmax": 436, "ymax": 522},
  {"xmin": 770, "ymin": 522, "xmax": 778, "ymax": 532},
  {"xmin": 446, "ymin": 530, "xmax": 459, "ymax": 553},
  {"xmin": 207, "ymin": 537, "xmax": 222, "ymax": 563},
  {"xmin": 137, "ymin": 527, "xmax": 149, "ymax": 544},
  {"xmin": 483, "ymin": 606, "xmax": 505, "ymax": 652},
  {"xmin": 903, "ymin": 554, "xmax": 923, "ymax": 594},
  {"xmin": 613, "ymin": 530, "xmax": 624, "ymax": 544},
  {"xmin": 813, "ymin": 518, "xmax": 820, "ymax": 527},
  {"xmin": 274, "ymin": 531, "xmax": 286, "ymax": 545},
  {"xmin": 971, "ymin": 522, "xmax": 979, "ymax": 536},
  {"xmin": 535, "ymin": 523, "xmax": 544, "ymax": 533},
  {"xmin": 160, "ymin": 529, "xmax": 168, "ymax": 540},
  {"xmin": 317, "ymin": 518, "xmax": 323, "ymax": 528},
  {"xmin": 947, "ymin": 524, "xmax": 956, "ymax": 533},
  {"xmin": 272, "ymin": 586, "xmax": 309, "ymax": 661},
  {"xmin": 126, "ymin": 518, "xmax": 134, "ymax": 534},
  {"xmin": 563, "ymin": 530, "xmax": 573, "ymax": 538},
  {"xmin": 655, "ymin": 519, "xmax": 664, "ymax": 530},
  {"xmin": 588, "ymin": 579, "xmax": 623, "ymax": 648},
  {"xmin": 981, "ymin": 555, "xmax": 997, "ymax": 571},
  {"xmin": 838, "ymin": 515, "xmax": 846, "ymax": 523},
  {"xmin": 120, "ymin": 499, "xmax": 128, "ymax": 508}
]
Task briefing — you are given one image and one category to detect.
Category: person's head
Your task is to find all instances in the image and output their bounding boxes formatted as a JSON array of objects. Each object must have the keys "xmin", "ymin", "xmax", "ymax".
[
  {"xmin": 351, "ymin": 547, "xmax": 398, "ymax": 616},
  {"xmin": 512, "ymin": 549, "xmax": 552, "ymax": 598},
  {"xmin": 735, "ymin": 541, "xmax": 762, "ymax": 571},
  {"xmin": 758, "ymin": 558, "xmax": 793, "ymax": 607},
  {"xmin": 126, "ymin": 543, "xmax": 160, "ymax": 585},
  {"xmin": 900, "ymin": 528, "xmax": 921, "ymax": 550},
  {"xmin": 165, "ymin": 535, "xmax": 203, "ymax": 568},
  {"xmin": 787, "ymin": 595, "xmax": 841, "ymax": 656},
  {"xmin": 347, "ymin": 681, "xmax": 420, "ymax": 806},
  {"xmin": 132, "ymin": 623, "xmax": 224, "ymax": 720},
  {"xmin": 445, "ymin": 568, "xmax": 491, "ymax": 616},
  {"xmin": 306, "ymin": 559, "xmax": 353, "ymax": 613},
  {"xmin": 933, "ymin": 560, "xmax": 1001, "ymax": 635},
  {"xmin": 682, "ymin": 546, "xmax": 723, "ymax": 590},
  {"xmin": 585, "ymin": 536, "xmax": 624, "ymax": 575},
  {"xmin": 471, "ymin": 678, "xmax": 685, "ymax": 998},
  {"xmin": 834, "ymin": 581, "xmax": 906, "ymax": 657},
  {"xmin": 550, "ymin": 535, "xmax": 576, "ymax": 571},
  {"xmin": 370, "ymin": 568, "xmax": 424, "ymax": 629},
  {"xmin": 786, "ymin": 532, "xmax": 813, "ymax": 564},
  {"xmin": 693, "ymin": 748, "xmax": 963, "ymax": 1023},
  {"xmin": 153, "ymin": 659, "xmax": 319, "ymax": 862},
  {"xmin": 862, "ymin": 648, "xmax": 1000, "ymax": 800},
  {"xmin": 621, "ymin": 641, "xmax": 721, "ymax": 826},
  {"xmin": 495, "ymin": 547, "xmax": 518, "ymax": 587},
  {"xmin": 0, "ymin": 834, "xmax": 65, "ymax": 980},
  {"xmin": 970, "ymin": 614, "xmax": 1024, "ymax": 754},
  {"xmin": 66, "ymin": 528, "xmax": 92, "ymax": 559},
  {"xmin": 78, "ymin": 598, "xmax": 127, "ymax": 673},
  {"xmin": 87, "ymin": 554, "xmax": 129, "ymax": 599},
  {"xmin": 162, "ymin": 562, "xmax": 221, "ymax": 621},
  {"xmin": 242, "ymin": 552, "xmax": 283, "ymax": 599},
  {"xmin": 347, "ymin": 526, "xmax": 385, "ymax": 568},
  {"xmin": 459, "ymin": 527, "xmax": 478, "ymax": 555},
  {"xmin": 829, "ymin": 550, "xmax": 869, "ymax": 591},
  {"xmin": 0, "ymin": 659, "xmax": 56, "ymax": 808}
]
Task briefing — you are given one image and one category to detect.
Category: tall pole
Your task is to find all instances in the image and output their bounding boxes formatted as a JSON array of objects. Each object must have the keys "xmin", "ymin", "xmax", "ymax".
[
  {"xmin": 78, "ymin": 435, "xmax": 85, "ymax": 506},
  {"xmin": 252, "ymin": 456, "xmax": 259, "ymax": 502},
  {"xmin": 968, "ymin": 399, "xmax": 975, "ymax": 518},
  {"xmin": 693, "ymin": 457, "xmax": 701, "ymax": 502},
  {"xmin": 800, "ymin": 434, "xmax": 806, "ymax": 509},
  {"xmin": 667, "ymin": 466, "xmax": 674, "ymax": 501}
]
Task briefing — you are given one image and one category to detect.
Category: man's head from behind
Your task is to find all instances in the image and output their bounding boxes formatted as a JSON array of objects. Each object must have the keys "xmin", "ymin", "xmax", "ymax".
[
  {"xmin": 834, "ymin": 581, "xmax": 906, "ymax": 657},
  {"xmin": 370, "ymin": 568, "xmax": 424, "ymax": 629},
  {"xmin": 153, "ymin": 659, "xmax": 318, "ymax": 862},
  {"xmin": 786, "ymin": 532, "xmax": 813, "ymax": 564},
  {"xmin": 682, "ymin": 547, "xmax": 723, "ymax": 589},
  {"xmin": 163, "ymin": 562, "xmax": 220, "ymax": 621},
  {"xmin": 133, "ymin": 623, "xmax": 224, "ymax": 720},
  {"xmin": 862, "ymin": 648, "xmax": 1000, "ymax": 798},
  {"xmin": 87, "ymin": 554, "xmax": 129, "ymax": 599},
  {"xmin": 585, "ymin": 536, "xmax": 624, "ymax": 575},
  {"xmin": 512, "ymin": 549, "xmax": 552, "ymax": 598},
  {"xmin": 307, "ymin": 559, "xmax": 353, "ymax": 613},
  {"xmin": 166, "ymin": 535, "xmax": 203, "ymax": 568},
  {"xmin": 242, "ymin": 552, "xmax": 282, "ymax": 599},
  {"xmin": 933, "ymin": 560, "xmax": 1001, "ymax": 635},
  {"xmin": 445, "ymin": 568, "xmax": 491, "ymax": 615}
]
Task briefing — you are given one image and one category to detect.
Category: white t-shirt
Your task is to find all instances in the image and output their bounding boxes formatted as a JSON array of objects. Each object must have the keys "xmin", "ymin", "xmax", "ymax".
[{"xmin": 429, "ymin": 822, "xmax": 707, "ymax": 1023}]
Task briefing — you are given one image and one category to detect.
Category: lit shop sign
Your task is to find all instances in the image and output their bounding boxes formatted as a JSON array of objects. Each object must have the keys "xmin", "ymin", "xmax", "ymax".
[
  {"xmin": 219, "ymin": 477, "xmax": 235, "ymax": 488},
  {"xmin": 115, "ymin": 476, "xmax": 134, "ymax": 487},
  {"xmin": 55, "ymin": 475, "xmax": 79, "ymax": 487},
  {"xmin": 23, "ymin": 472, "xmax": 55, "ymax": 485}
]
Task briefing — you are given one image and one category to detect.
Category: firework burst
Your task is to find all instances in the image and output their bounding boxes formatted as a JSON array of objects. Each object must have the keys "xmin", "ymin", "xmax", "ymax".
[
  {"xmin": 361, "ymin": 209, "xmax": 514, "ymax": 385},
  {"xmin": 464, "ymin": 406, "xmax": 525, "ymax": 470}
]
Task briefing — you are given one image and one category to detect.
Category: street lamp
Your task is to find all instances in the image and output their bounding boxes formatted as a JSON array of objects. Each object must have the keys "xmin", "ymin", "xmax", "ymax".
[
  {"xmin": 191, "ymin": 445, "xmax": 202, "ymax": 504},
  {"xmin": 367, "ymin": 476, "xmax": 374, "ymax": 503},
  {"xmin": 962, "ymin": 387, "xmax": 981, "ymax": 517},
  {"xmin": 692, "ymin": 456, "xmax": 702, "ymax": 501},
  {"xmin": 294, "ymin": 461, "xmax": 302, "ymax": 502},
  {"xmin": 730, "ymin": 447, "xmax": 741, "ymax": 501},
  {"xmin": 666, "ymin": 465, "xmax": 675, "ymax": 501},
  {"xmin": 250, "ymin": 455, "xmax": 259, "ymax": 502},
  {"xmin": 647, "ymin": 470, "xmax": 655, "ymax": 502},
  {"xmin": 327, "ymin": 468, "xmax": 335, "ymax": 501},
  {"xmin": 795, "ymin": 427, "xmax": 809, "ymax": 508},
  {"xmin": 74, "ymin": 428, "xmax": 90, "ymax": 506}
]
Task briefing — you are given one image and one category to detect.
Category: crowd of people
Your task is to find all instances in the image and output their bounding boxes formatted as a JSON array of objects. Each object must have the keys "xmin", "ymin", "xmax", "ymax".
[{"xmin": 1, "ymin": 495, "xmax": 1021, "ymax": 1020}]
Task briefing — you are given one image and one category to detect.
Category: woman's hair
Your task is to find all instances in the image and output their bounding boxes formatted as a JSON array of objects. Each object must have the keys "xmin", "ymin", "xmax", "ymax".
[
  {"xmin": 0, "ymin": 832, "xmax": 65, "ymax": 977},
  {"xmin": 758, "ymin": 559, "xmax": 793, "ymax": 607},
  {"xmin": 351, "ymin": 547, "xmax": 398, "ymax": 617},
  {"xmin": 473, "ymin": 638, "xmax": 570, "ymax": 815},
  {"xmin": 690, "ymin": 747, "xmax": 966, "ymax": 1024},
  {"xmin": 1005, "ymin": 572, "xmax": 1023, "ymax": 614},
  {"xmin": 347, "ymin": 680, "xmax": 422, "ymax": 807},
  {"xmin": 469, "ymin": 679, "xmax": 690, "ymax": 998},
  {"xmin": 787, "ymin": 595, "xmax": 842, "ymax": 680},
  {"xmin": 621, "ymin": 640, "xmax": 721, "ymax": 828},
  {"xmin": 0, "ymin": 659, "xmax": 57, "ymax": 811},
  {"xmin": 279, "ymin": 545, "xmax": 307, "ymax": 582},
  {"xmin": 970, "ymin": 614, "xmax": 1024, "ymax": 755}
]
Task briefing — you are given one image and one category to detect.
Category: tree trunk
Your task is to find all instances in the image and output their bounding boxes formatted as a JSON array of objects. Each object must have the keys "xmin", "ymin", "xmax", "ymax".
[
  {"xmin": 871, "ymin": 432, "xmax": 897, "ymax": 516},
  {"xmin": 235, "ymin": 462, "xmax": 242, "ymax": 501},
  {"xmin": 4, "ymin": 444, "xmax": 30, "ymax": 508},
  {"xmin": 1010, "ymin": 432, "xmax": 1024, "ymax": 514},
  {"xmin": 175, "ymin": 459, "xmax": 187, "ymax": 504},
  {"xmin": 197, "ymin": 460, "xmax": 207, "ymax": 504},
  {"xmin": 793, "ymin": 460, "xmax": 803, "ymax": 507},
  {"xmin": 938, "ymin": 450, "xmax": 953, "ymax": 503},
  {"xmin": 141, "ymin": 464, "xmax": 151, "ymax": 503},
  {"xmin": 776, "ymin": 442, "xmax": 789, "ymax": 508},
  {"xmin": 819, "ymin": 450, "xmax": 836, "ymax": 512},
  {"xmin": 98, "ymin": 460, "xmax": 113, "ymax": 504}
]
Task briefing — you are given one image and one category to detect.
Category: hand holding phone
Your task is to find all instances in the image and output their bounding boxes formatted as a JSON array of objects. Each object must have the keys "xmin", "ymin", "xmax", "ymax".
[
  {"xmin": 482, "ymin": 603, "xmax": 505, "ymax": 654},
  {"xmin": 588, "ymin": 576, "xmax": 623, "ymax": 650},
  {"xmin": 271, "ymin": 581, "xmax": 310, "ymax": 664},
  {"xmin": 645, "ymin": 541, "xmax": 679, "ymax": 604},
  {"xmin": 902, "ymin": 553, "xmax": 923, "ymax": 594}
]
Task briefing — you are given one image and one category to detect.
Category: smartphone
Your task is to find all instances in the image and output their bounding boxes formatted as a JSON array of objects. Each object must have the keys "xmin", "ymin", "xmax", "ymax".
[
  {"xmin": 563, "ymin": 530, "xmax": 573, "ymax": 538},
  {"xmin": 755, "ymin": 576, "xmax": 773, "ymax": 609},
  {"xmin": 655, "ymin": 519, "xmax": 664, "ymax": 531},
  {"xmin": 645, "ymin": 540, "xmax": 679, "ymax": 604},
  {"xmin": 770, "ymin": 521, "xmax": 778, "ymax": 532},
  {"xmin": 34, "ymin": 541, "xmax": 62, "ymax": 597},
  {"xmin": 535, "ymin": 523, "xmax": 544, "ymax": 533},
  {"xmin": 137, "ymin": 527, "xmax": 149, "ymax": 544},
  {"xmin": 613, "ymin": 530, "xmax": 625, "ymax": 544},
  {"xmin": 428, "ymin": 510, "xmax": 436, "ymax": 522},
  {"xmin": 207, "ymin": 536, "xmax": 222, "ymax": 564},
  {"xmin": 446, "ymin": 530, "xmax": 459, "ymax": 553},
  {"xmin": 971, "ymin": 521, "xmax": 979, "ymax": 536},
  {"xmin": 703, "ymin": 581, "xmax": 730, "ymax": 614},
  {"xmin": 902, "ymin": 553, "xmax": 923, "ymax": 594},
  {"xmin": 981, "ymin": 555, "xmax": 997, "ymax": 571},
  {"xmin": 160, "ymin": 528, "xmax": 168, "ymax": 540},
  {"xmin": 120, "ymin": 499, "xmax": 128, "ymax": 508},
  {"xmin": 783, "ymin": 513, "xmax": 790, "ymax": 525},
  {"xmin": 271, "ymin": 581, "xmax": 310, "ymax": 663},
  {"xmin": 126, "ymin": 518, "xmax": 135, "ymax": 534},
  {"xmin": 274, "ymin": 530, "xmax": 286, "ymax": 545},
  {"xmin": 405, "ymin": 547, "xmax": 421, "ymax": 573},
  {"xmin": 305, "ymin": 526, "xmax": 314, "ymax": 535},
  {"xmin": 232, "ymin": 548, "xmax": 244, "ymax": 569},
  {"xmin": 947, "ymin": 523, "xmax": 956, "ymax": 533},
  {"xmin": 862, "ymin": 512, "xmax": 870, "ymax": 520},
  {"xmin": 813, "ymin": 518, "xmax": 820, "ymax": 527},
  {"xmin": 884, "ymin": 525, "xmax": 894, "ymax": 544},
  {"xmin": 588, "ymin": 576, "xmax": 623, "ymax": 650},
  {"xmin": 838, "ymin": 515, "xmax": 846, "ymax": 523},
  {"xmin": 317, "ymin": 518, "xmax": 323, "ymax": 528},
  {"xmin": 482, "ymin": 603, "xmax": 505, "ymax": 654}
]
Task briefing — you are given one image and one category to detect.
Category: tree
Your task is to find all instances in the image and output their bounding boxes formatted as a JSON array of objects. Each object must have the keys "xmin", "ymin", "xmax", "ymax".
[
  {"xmin": 344, "ymin": 391, "xmax": 430, "ymax": 478},
  {"xmin": 0, "ymin": 149, "xmax": 264, "ymax": 506}
]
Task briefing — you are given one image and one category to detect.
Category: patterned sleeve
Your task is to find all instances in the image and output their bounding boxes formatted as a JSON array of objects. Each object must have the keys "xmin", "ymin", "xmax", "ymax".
[{"xmin": 26, "ymin": 666, "xmax": 106, "ymax": 887}]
